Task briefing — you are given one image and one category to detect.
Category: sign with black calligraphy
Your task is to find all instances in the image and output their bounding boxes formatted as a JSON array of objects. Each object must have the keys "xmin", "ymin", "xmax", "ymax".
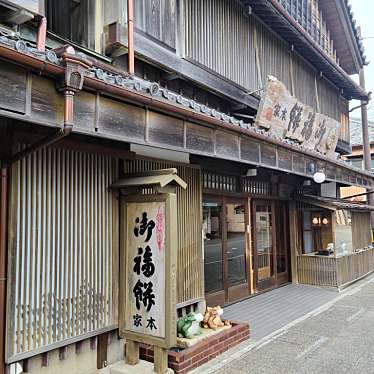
[
  {"xmin": 121, "ymin": 194, "xmax": 177, "ymax": 348},
  {"xmin": 255, "ymin": 76, "xmax": 341, "ymax": 158}
]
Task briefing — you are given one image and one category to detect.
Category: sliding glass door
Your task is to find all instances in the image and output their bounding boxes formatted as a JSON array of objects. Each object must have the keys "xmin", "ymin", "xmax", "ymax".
[
  {"xmin": 203, "ymin": 197, "xmax": 250, "ymax": 305},
  {"xmin": 253, "ymin": 200, "xmax": 290, "ymax": 291}
]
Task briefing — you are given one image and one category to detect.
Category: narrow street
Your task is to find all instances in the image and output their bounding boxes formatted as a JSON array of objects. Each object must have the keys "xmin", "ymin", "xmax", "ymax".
[{"xmin": 196, "ymin": 275, "xmax": 374, "ymax": 374}]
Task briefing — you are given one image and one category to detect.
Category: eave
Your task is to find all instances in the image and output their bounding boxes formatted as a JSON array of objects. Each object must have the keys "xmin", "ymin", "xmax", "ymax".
[
  {"xmin": 0, "ymin": 35, "xmax": 373, "ymax": 189},
  {"xmin": 319, "ymin": 0, "xmax": 366, "ymax": 75},
  {"xmin": 245, "ymin": 0, "xmax": 368, "ymax": 101}
]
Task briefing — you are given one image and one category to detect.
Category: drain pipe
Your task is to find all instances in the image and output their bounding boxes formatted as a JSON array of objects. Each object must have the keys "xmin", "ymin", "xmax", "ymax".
[
  {"xmin": 36, "ymin": 16, "xmax": 47, "ymax": 52},
  {"xmin": 127, "ymin": 0, "xmax": 134, "ymax": 74},
  {"xmin": 9, "ymin": 92, "xmax": 74, "ymax": 165},
  {"xmin": 0, "ymin": 168, "xmax": 8, "ymax": 374},
  {"xmin": 8, "ymin": 51, "xmax": 91, "ymax": 165}
]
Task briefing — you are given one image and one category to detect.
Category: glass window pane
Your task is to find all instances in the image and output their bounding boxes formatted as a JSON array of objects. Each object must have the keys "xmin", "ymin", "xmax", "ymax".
[
  {"xmin": 227, "ymin": 204, "xmax": 247, "ymax": 287},
  {"xmin": 303, "ymin": 211, "xmax": 311, "ymax": 229},
  {"xmin": 351, "ymin": 158, "xmax": 363, "ymax": 169},
  {"xmin": 335, "ymin": 210, "xmax": 353, "ymax": 255},
  {"xmin": 303, "ymin": 231, "xmax": 313, "ymax": 253},
  {"xmin": 256, "ymin": 205, "xmax": 273, "ymax": 281},
  {"xmin": 203, "ymin": 203, "xmax": 223, "ymax": 293}
]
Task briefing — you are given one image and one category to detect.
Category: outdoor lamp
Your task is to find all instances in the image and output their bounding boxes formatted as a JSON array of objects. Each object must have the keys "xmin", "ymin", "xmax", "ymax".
[
  {"xmin": 313, "ymin": 171, "xmax": 326, "ymax": 184},
  {"xmin": 312, "ymin": 217, "xmax": 320, "ymax": 225},
  {"xmin": 322, "ymin": 218, "xmax": 329, "ymax": 225}
]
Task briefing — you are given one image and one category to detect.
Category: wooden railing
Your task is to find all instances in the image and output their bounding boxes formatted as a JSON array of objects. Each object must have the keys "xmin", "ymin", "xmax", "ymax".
[
  {"xmin": 336, "ymin": 249, "xmax": 374, "ymax": 287},
  {"xmin": 297, "ymin": 255, "xmax": 337, "ymax": 287},
  {"xmin": 297, "ymin": 248, "xmax": 374, "ymax": 289},
  {"xmin": 277, "ymin": 0, "xmax": 339, "ymax": 65}
]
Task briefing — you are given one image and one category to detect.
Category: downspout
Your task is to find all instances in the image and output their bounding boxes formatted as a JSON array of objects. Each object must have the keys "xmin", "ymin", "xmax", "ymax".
[
  {"xmin": 36, "ymin": 16, "xmax": 47, "ymax": 52},
  {"xmin": 8, "ymin": 91, "xmax": 74, "ymax": 165},
  {"xmin": 8, "ymin": 50, "xmax": 91, "ymax": 165},
  {"xmin": 127, "ymin": 0, "xmax": 134, "ymax": 74},
  {"xmin": 0, "ymin": 168, "xmax": 8, "ymax": 374}
]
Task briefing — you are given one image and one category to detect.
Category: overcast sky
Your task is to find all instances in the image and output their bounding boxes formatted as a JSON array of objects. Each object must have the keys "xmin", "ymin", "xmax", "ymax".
[{"xmin": 349, "ymin": 0, "xmax": 374, "ymax": 120}]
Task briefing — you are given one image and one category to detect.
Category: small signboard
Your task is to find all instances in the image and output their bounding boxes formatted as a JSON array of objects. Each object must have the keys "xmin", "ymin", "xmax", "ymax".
[
  {"xmin": 256, "ymin": 76, "xmax": 341, "ymax": 158},
  {"xmin": 120, "ymin": 193, "xmax": 177, "ymax": 349}
]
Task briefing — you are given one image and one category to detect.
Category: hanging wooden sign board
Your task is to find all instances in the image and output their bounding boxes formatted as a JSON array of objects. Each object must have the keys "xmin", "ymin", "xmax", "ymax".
[{"xmin": 256, "ymin": 76, "xmax": 341, "ymax": 159}]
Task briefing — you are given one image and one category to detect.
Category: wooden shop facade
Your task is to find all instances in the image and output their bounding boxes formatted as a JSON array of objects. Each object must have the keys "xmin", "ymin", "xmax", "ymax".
[{"xmin": 0, "ymin": 0, "xmax": 374, "ymax": 373}]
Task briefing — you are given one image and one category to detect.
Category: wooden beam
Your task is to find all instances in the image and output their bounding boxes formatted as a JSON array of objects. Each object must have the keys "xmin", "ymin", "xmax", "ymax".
[
  {"xmin": 289, "ymin": 201, "xmax": 299, "ymax": 284},
  {"xmin": 132, "ymin": 32, "xmax": 259, "ymax": 110}
]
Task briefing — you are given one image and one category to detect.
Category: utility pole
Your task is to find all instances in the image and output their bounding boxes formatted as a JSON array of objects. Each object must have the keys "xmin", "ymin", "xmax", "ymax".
[
  {"xmin": 359, "ymin": 68, "xmax": 371, "ymax": 172},
  {"xmin": 359, "ymin": 67, "xmax": 374, "ymax": 230}
]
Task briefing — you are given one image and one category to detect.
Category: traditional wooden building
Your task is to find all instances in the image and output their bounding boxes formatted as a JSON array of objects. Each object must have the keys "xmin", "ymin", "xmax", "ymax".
[{"xmin": 0, "ymin": 0, "xmax": 374, "ymax": 373}]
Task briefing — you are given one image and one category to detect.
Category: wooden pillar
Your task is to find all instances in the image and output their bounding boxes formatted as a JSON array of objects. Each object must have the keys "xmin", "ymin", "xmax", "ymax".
[
  {"xmin": 289, "ymin": 201, "xmax": 299, "ymax": 284},
  {"xmin": 154, "ymin": 346, "xmax": 168, "ymax": 374},
  {"xmin": 97, "ymin": 332, "xmax": 108, "ymax": 369},
  {"xmin": 0, "ymin": 168, "xmax": 8, "ymax": 374},
  {"xmin": 125, "ymin": 340, "xmax": 139, "ymax": 365},
  {"xmin": 247, "ymin": 197, "xmax": 254, "ymax": 294}
]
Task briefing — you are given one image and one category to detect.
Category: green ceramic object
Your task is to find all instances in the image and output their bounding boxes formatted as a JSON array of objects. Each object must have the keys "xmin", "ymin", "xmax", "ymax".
[{"xmin": 177, "ymin": 312, "xmax": 204, "ymax": 338}]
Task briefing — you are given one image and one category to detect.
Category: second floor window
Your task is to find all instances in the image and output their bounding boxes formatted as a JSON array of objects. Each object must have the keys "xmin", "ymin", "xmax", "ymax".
[{"xmin": 46, "ymin": 0, "xmax": 95, "ymax": 50}]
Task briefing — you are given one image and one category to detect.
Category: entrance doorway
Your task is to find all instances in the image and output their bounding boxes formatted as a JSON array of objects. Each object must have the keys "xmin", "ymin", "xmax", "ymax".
[
  {"xmin": 253, "ymin": 200, "xmax": 291, "ymax": 291},
  {"xmin": 203, "ymin": 196, "xmax": 250, "ymax": 306}
]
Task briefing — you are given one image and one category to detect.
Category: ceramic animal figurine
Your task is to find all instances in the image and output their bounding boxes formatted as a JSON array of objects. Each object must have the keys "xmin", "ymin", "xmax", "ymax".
[
  {"xmin": 177, "ymin": 312, "xmax": 204, "ymax": 338},
  {"xmin": 202, "ymin": 306, "xmax": 231, "ymax": 329}
]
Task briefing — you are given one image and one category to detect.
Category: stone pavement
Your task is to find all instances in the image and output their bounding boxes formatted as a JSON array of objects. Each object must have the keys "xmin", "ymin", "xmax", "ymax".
[
  {"xmin": 223, "ymin": 283, "xmax": 338, "ymax": 340},
  {"xmin": 193, "ymin": 275, "xmax": 374, "ymax": 374}
]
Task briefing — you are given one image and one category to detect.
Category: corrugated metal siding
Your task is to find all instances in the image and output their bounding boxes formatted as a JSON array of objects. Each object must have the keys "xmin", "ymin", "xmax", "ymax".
[
  {"xmin": 124, "ymin": 159, "xmax": 203, "ymax": 304},
  {"xmin": 6, "ymin": 146, "xmax": 118, "ymax": 362}
]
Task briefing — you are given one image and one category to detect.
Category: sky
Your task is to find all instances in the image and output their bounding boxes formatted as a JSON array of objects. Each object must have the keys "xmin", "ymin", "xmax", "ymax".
[{"xmin": 349, "ymin": 0, "xmax": 374, "ymax": 120}]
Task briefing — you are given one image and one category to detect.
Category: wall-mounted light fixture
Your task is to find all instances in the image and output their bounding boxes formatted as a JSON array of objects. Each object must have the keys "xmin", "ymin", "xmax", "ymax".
[
  {"xmin": 312, "ymin": 214, "xmax": 329, "ymax": 226},
  {"xmin": 245, "ymin": 168, "xmax": 257, "ymax": 177},
  {"xmin": 313, "ymin": 171, "xmax": 326, "ymax": 184},
  {"xmin": 322, "ymin": 217, "xmax": 329, "ymax": 225},
  {"xmin": 312, "ymin": 216, "xmax": 320, "ymax": 225}
]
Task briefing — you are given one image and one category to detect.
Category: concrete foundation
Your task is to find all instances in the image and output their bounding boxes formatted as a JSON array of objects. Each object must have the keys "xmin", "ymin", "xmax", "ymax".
[{"xmin": 103, "ymin": 360, "xmax": 174, "ymax": 374}]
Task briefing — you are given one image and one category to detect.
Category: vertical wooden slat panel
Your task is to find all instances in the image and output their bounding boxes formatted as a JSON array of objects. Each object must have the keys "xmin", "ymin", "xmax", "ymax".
[
  {"xmin": 123, "ymin": 159, "xmax": 203, "ymax": 304},
  {"xmin": 352, "ymin": 212, "xmax": 371, "ymax": 250},
  {"xmin": 6, "ymin": 146, "xmax": 118, "ymax": 362},
  {"xmin": 184, "ymin": 0, "xmax": 258, "ymax": 91}
]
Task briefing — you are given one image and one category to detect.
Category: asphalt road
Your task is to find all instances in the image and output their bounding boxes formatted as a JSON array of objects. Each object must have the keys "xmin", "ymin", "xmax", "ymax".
[{"xmin": 197, "ymin": 274, "xmax": 374, "ymax": 374}]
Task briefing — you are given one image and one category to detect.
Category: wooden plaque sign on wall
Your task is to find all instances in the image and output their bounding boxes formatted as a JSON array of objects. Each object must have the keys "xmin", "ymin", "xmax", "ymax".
[
  {"xmin": 256, "ymin": 76, "xmax": 341, "ymax": 158},
  {"xmin": 120, "ymin": 193, "xmax": 177, "ymax": 349}
]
